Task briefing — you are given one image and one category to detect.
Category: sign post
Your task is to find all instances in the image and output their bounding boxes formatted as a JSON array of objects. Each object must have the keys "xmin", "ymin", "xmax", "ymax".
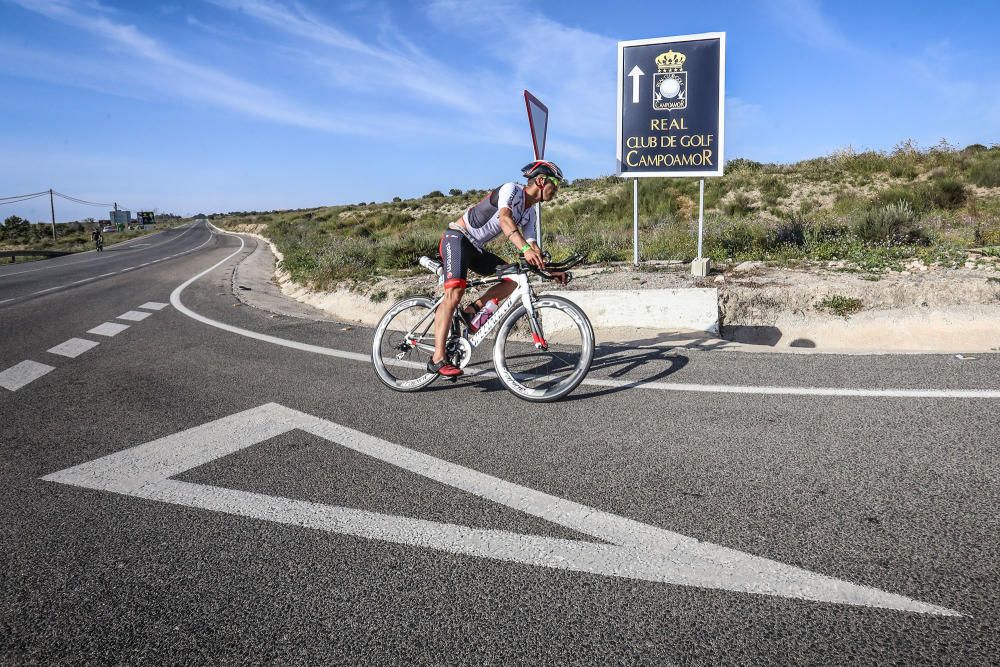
[
  {"xmin": 524, "ymin": 90, "xmax": 548, "ymax": 251},
  {"xmin": 616, "ymin": 33, "xmax": 725, "ymax": 273}
]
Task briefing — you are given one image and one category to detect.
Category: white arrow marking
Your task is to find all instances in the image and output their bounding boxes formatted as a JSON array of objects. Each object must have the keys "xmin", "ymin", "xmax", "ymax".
[
  {"xmin": 629, "ymin": 65, "xmax": 644, "ymax": 104},
  {"xmin": 42, "ymin": 403, "xmax": 960, "ymax": 616}
]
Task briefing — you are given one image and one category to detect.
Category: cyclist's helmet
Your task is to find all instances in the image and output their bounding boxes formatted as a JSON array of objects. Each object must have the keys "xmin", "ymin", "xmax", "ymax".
[{"xmin": 521, "ymin": 160, "xmax": 565, "ymax": 184}]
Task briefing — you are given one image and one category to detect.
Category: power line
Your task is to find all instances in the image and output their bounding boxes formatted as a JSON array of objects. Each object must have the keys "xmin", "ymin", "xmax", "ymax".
[
  {"xmin": 0, "ymin": 193, "xmax": 48, "ymax": 206},
  {"xmin": 0, "ymin": 190, "xmax": 48, "ymax": 202},
  {"xmin": 52, "ymin": 191, "xmax": 117, "ymax": 208}
]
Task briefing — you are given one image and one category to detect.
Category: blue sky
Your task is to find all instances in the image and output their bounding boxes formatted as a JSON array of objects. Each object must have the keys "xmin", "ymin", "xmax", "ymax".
[{"xmin": 2, "ymin": 0, "xmax": 999, "ymax": 222}]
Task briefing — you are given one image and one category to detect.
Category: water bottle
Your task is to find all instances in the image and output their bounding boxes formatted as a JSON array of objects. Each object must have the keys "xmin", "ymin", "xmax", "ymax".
[
  {"xmin": 470, "ymin": 298, "xmax": 499, "ymax": 332},
  {"xmin": 419, "ymin": 256, "xmax": 444, "ymax": 284}
]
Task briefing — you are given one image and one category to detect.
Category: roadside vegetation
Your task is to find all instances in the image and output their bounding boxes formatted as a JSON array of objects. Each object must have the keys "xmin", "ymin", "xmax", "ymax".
[{"xmin": 204, "ymin": 140, "xmax": 1000, "ymax": 290}]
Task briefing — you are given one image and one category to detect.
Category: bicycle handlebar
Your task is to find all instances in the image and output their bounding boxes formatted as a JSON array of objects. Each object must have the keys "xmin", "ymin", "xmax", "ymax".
[{"xmin": 515, "ymin": 253, "xmax": 583, "ymax": 280}]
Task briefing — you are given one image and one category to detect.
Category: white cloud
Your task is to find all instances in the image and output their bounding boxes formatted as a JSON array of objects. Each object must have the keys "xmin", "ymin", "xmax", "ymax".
[{"xmin": 8, "ymin": 0, "xmax": 365, "ymax": 132}]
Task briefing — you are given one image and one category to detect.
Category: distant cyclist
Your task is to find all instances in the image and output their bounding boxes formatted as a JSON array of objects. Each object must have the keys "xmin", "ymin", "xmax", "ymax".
[
  {"xmin": 428, "ymin": 160, "xmax": 567, "ymax": 377},
  {"xmin": 91, "ymin": 227, "xmax": 104, "ymax": 252}
]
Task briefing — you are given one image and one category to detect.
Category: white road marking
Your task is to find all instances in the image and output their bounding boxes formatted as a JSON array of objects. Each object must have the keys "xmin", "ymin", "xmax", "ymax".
[
  {"xmin": 169, "ymin": 230, "xmax": 1000, "ymax": 400},
  {"xmin": 138, "ymin": 302, "xmax": 168, "ymax": 311},
  {"xmin": 0, "ymin": 360, "xmax": 55, "ymax": 391},
  {"xmin": 117, "ymin": 310, "xmax": 151, "ymax": 322},
  {"xmin": 88, "ymin": 322, "xmax": 130, "ymax": 337},
  {"xmin": 0, "ymin": 228, "xmax": 213, "ymax": 306},
  {"xmin": 47, "ymin": 338, "xmax": 100, "ymax": 358},
  {"xmin": 41, "ymin": 403, "xmax": 960, "ymax": 616}
]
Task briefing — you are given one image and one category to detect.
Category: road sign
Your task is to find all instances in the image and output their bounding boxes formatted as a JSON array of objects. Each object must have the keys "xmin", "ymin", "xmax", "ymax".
[
  {"xmin": 616, "ymin": 33, "xmax": 725, "ymax": 177},
  {"xmin": 524, "ymin": 90, "xmax": 548, "ymax": 160}
]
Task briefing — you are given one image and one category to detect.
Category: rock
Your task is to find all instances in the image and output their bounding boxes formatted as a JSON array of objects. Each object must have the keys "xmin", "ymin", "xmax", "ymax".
[
  {"xmin": 734, "ymin": 261, "xmax": 764, "ymax": 273},
  {"xmin": 714, "ymin": 275, "xmax": 725, "ymax": 284}
]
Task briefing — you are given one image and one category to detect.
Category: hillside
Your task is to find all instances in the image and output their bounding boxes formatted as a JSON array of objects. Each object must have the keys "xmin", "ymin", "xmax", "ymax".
[{"xmin": 206, "ymin": 141, "xmax": 1000, "ymax": 291}]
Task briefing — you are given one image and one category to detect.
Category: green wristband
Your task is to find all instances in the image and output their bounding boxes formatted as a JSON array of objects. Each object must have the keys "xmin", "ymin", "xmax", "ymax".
[{"xmin": 520, "ymin": 243, "xmax": 532, "ymax": 254}]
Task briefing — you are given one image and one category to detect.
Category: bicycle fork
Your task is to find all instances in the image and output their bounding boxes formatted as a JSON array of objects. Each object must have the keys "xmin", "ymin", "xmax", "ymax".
[{"xmin": 521, "ymin": 292, "xmax": 548, "ymax": 351}]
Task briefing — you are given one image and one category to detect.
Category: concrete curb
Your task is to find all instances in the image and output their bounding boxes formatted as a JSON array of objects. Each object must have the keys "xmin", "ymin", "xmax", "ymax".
[{"xmin": 550, "ymin": 288, "xmax": 719, "ymax": 335}]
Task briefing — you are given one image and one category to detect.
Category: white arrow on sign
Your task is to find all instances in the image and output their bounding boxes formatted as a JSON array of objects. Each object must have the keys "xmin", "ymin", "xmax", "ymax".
[
  {"xmin": 42, "ymin": 403, "xmax": 960, "ymax": 616},
  {"xmin": 628, "ymin": 65, "xmax": 644, "ymax": 104}
]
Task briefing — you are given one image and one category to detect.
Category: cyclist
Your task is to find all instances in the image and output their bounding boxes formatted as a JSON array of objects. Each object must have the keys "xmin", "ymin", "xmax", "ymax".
[
  {"xmin": 428, "ymin": 160, "xmax": 568, "ymax": 377},
  {"xmin": 91, "ymin": 227, "xmax": 104, "ymax": 252}
]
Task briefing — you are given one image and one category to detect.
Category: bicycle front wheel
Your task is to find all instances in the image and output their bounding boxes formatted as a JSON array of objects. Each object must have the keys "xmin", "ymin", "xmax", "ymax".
[
  {"xmin": 492, "ymin": 295, "xmax": 594, "ymax": 402},
  {"xmin": 371, "ymin": 296, "xmax": 438, "ymax": 392}
]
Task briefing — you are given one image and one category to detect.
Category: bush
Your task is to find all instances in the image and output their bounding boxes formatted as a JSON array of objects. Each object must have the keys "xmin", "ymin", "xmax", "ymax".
[
  {"xmin": 722, "ymin": 192, "xmax": 755, "ymax": 217},
  {"xmin": 715, "ymin": 221, "xmax": 766, "ymax": 256},
  {"xmin": 726, "ymin": 158, "xmax": 762, "ymax": 174},
  {"xmin": 758, "ymin": 174, "xmax": 790, "ymax": 205},
  {"xmin": 769, "ymin": 218, "xmax": 806, "ymax": 247},
  {"xmin": 818, "ymin": 295, "xmax": 863, "ymax": 317},
  {"xmin": 448, "ymin": 188, "xmax": 462, "ymax": 196},
  {"xmin": 423, "ymin": 190, "xmax": 445, "ymax": 199},
  {"xmin": 853, "ymin": 200, "xmax": 928, "ymax": 244},
  {"xmin": 968, "ymin": 156, "xmax": 1000, "ymax": 187},
  {"xmin": 924, "ymin": 177, "xmax": 967, "ymax": 209}
]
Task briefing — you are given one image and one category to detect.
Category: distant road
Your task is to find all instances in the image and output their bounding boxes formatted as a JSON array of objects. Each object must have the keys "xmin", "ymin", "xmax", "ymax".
[{"xmin": 0, "ymin": 223, "xmax": 210, "ymax": 308}]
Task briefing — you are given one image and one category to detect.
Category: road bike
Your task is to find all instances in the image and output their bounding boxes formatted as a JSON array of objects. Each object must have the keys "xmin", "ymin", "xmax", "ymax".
[{"xmin": 371, "ymin": 254, "xmax": 594, "ymax": 402}]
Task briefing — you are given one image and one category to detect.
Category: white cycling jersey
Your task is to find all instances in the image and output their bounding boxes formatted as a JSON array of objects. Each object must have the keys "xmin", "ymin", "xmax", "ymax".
[{"xmin": 453, "ymin": 182, "xmax": 537, "ymax": 251}]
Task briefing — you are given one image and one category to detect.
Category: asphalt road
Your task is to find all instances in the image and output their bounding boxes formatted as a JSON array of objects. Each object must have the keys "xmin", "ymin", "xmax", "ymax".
[{"xmin": 2, "ymin": 221, "xmax": 998, "ymax": 665}]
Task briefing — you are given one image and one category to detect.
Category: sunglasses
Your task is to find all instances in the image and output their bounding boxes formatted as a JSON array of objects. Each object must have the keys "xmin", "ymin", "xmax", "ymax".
[{"xmin": 543, "ymin": 176, "xmax": 562, "ymax": 188}]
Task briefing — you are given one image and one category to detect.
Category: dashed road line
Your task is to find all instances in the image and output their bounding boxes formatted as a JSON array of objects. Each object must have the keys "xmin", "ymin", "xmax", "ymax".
[
  {"xmin": 47, "ymin": 338, "xmax": 100, "ymax": 358},
  {"xmin": 0, "ymin": 360, "xmax": 55, "ymax": 391},
  {"xmin": 88, "ymin": 322, "xmax": 130, "ymax": 337},
  {"xmin": 117, "ymin": 310, "xmax": 151, "ymax": 322},
  {"xmin": 138, "ymin": 302, "xmax": 168, "ymax": 311}
]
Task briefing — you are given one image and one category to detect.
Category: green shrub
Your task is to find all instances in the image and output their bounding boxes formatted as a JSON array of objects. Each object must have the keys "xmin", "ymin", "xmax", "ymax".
[
  {"xmin": 758, "ymin": 174, "xmax": 790, "ymax": 205},
  {"xmin": 853, "ymin": 200, "xmax": 928, "ymax": 244},
  {"xmin": 818, "ymin": 295, "xmax": 863, "ymax": 316},
  {"xmin": 925, "ymin": 177, "xmax": 967, "ymax": 209},
  {"xmin": 968, "ymin": 157, "xmax": 1000, "ymax": 187},
  {"xmin": 769, "ymin": 218, "xmax": 806, "ymax": 247},
  {"xmin": 726, "ymin": 158, "xmax": 762, "ymax": 174},
  {"xmin": 423, "ymin": 190, "xmax": 444, "ymax": 199},
  {"xmin": 722, "ymin": 192, "xmax": 755, "ymax": 217},
  {"xmin": 715, "ymin": 221, "xmax": 764, "ymax": 256}
]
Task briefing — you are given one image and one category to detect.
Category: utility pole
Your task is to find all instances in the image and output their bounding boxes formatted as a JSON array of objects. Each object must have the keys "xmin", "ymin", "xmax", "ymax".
[{"xmin": 49, "ymin": 189, "xmax": 56, "ymax": 241}]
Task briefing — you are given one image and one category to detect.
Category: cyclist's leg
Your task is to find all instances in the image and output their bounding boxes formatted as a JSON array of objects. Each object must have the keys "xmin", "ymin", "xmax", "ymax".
[
  {"xmin": 468, "ymin": 250, "xmax": 515, "ymax": 308},
  {"xmin": 431, "ymin": 230, "xmax": 470, "ymax": 365}
]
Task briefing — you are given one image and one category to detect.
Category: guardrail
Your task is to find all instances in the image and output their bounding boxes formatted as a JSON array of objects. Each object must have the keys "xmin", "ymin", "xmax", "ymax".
[{"xmin": 0, "ymin": 250, "xmax": 72, "ymax": 263}]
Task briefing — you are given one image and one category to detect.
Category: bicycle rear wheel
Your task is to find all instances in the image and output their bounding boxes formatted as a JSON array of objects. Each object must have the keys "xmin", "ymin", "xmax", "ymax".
[
  {"xmin": 371, "ymin": 296, "xmax": 438, "ymax": 391},
  {"xmin": 492, "ymin": 295, "xmax": 593, "ymax": 402}
]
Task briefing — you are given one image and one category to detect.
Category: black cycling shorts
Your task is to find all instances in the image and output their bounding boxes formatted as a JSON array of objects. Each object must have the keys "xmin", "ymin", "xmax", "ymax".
[{"xmin": 439, "ymin": 230, "xmax": 504, "ymax": 290}]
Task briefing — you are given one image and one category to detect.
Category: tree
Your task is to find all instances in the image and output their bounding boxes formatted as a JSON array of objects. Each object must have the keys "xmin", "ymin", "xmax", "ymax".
[
  {"xmin": 449, "ymin": 188, "xmax": 463, "ymax": 196},
  {"xmin": 2, "ymin": 215, "xmax": 30, "ymax": 243}
]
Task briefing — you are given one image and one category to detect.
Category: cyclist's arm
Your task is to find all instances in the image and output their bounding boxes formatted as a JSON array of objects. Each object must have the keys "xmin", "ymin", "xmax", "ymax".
[{"xmin": 499, "ymin": 209, "xmax": 544, "ymax": 267}]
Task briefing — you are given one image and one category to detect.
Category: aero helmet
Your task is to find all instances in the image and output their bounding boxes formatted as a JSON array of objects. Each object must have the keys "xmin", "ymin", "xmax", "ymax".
[{"xmin": 521, "ymin": 160, "xmax": 565, "ymax": 183}]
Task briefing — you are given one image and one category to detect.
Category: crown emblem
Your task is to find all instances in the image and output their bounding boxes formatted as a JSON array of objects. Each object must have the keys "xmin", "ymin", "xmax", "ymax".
[{"xmin": 655, "ymin": 50, "xmax": 686, "ymax": 71}]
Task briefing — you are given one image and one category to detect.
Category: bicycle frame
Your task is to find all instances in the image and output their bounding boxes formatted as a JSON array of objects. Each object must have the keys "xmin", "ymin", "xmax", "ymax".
[{"xmin": 400, "ymin": 272, "xmax": 542, "ymax": 360}]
